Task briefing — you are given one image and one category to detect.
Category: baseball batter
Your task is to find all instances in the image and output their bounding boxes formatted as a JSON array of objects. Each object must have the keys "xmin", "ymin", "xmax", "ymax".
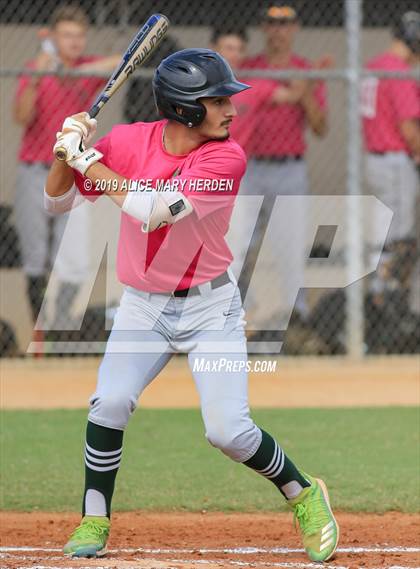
[{"xmin": 45, "ymin": 49, "xmax": 339, "ymax": 562}]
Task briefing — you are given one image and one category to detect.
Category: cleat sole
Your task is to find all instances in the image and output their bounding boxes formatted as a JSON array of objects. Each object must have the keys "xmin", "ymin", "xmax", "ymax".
[{"xmin": 316, "ymin": 478, "xmax": 340, "ymax": 561}]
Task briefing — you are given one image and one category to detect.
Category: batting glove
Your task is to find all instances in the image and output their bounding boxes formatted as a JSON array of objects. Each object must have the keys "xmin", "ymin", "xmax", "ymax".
[
  {"xmin": 61, "ymin": 112, "xmax": 97, "ymax": 146},
  {"xmin": 53, "ymin": 131, "xmax": 103, "ymax": 175}
]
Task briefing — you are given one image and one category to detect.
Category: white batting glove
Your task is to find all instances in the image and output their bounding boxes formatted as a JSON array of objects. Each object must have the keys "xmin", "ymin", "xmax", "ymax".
[
  {"xmin": 53, "ymin": 131, "xmax": 103, "ymax": 175},
  {"xmin": 54, "ymin": 131, "xmax": 82, "ymax": 160},
  {"xmin": 61, "ymin": 112, "xmax": 97, "ymax": 146}
]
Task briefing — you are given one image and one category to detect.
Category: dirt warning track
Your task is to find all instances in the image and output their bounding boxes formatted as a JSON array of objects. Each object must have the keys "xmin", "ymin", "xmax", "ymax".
[{"xmin": 2, "ymin": 356, "xmax": 419, "ymax": 409}]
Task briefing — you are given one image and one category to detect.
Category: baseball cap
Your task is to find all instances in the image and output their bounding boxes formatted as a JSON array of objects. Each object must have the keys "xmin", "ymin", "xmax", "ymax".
[
  {"xmin": 393, "ymin": 11, "xmax": 420, "ymax": 54},
  {"xmin": 262, "ymin": 5, "xmax": 298, "ymax": 23}
]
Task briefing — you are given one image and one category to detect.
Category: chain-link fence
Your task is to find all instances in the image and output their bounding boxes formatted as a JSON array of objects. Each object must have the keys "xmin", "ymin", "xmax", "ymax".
[{"xmin": 0, "ymin": 0, "xmax": 419, "ymax": 357}]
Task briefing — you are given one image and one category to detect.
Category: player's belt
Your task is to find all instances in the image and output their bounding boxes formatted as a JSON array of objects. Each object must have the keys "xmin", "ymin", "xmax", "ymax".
[
  {"xmin": 171, "ymin": 271, "xmax": 231, "ymax": 297},
  {"xmin": 253, "ymin": 155, "xmax": 303, "ymax": 163},
  {"xmin": 369, "ymin": 151, "xmax": 407, "ymax": 156}
]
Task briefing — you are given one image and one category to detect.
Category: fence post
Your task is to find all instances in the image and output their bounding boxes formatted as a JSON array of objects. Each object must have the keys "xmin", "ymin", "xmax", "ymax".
[{"xmin": 345, "ymin": 0, "xmax": 364, "ymax": 358}]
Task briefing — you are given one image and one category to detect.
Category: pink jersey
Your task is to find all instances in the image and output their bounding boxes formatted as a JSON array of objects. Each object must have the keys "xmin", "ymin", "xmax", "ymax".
[
  {"xmin": 242, "ymin": 53, "xmax": 327, "ymax": 157},
  {"xmin": 74, "ymin": 120, "xmax": 246, "ymax": 292},
  {"xmin": 362, "ymin": 52, "xmax": 420, "ymax": 154},
  {"xmin": 229, "ymin": 78, "xmax": 277, "ymax": 156},
  {"xmin": 16, "ymin": 56, "xmax": 105, "ymax": 164}
]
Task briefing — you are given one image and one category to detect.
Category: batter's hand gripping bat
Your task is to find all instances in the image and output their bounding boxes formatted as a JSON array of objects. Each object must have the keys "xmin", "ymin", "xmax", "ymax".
[{"xmin": 54, "ymin": 13, "xmax": 170, "ymax": 161}]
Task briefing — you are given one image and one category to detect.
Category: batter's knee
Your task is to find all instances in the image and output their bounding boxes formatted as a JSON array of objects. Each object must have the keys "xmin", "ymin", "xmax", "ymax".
[
  {"xmin": 205, "ymin": 418, "xmax": 262, "ymax": 463},
  {"xmin": 88, "ymin": 393, "xmax": 137, "ymax": 431}
]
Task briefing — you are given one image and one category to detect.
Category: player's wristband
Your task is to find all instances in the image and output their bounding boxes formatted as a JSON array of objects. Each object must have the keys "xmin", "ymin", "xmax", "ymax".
[{"xmin": 68, "ymin": 147, "xmax": 103, "ymax": 176}]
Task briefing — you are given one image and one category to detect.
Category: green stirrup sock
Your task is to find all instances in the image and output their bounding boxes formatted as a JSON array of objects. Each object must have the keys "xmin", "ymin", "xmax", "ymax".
[
  {"xmin": 244, "ymin": 429, "xmax": 310, "ymax": 499},
  {"xmin": 82, "ymin": 421, "xmax": 124, "ymax": 518}
]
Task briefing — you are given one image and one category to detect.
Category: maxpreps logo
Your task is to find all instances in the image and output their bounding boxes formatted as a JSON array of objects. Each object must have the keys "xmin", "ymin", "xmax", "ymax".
[{"xmin": 124, "ymin": 20, "xmax": 169, "ymax": 78}]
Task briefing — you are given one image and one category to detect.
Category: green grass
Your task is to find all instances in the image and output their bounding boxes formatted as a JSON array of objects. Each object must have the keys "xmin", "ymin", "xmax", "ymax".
[{"xmin": 1, "ymin": 408, "xmax": 419, "ymax": 513}]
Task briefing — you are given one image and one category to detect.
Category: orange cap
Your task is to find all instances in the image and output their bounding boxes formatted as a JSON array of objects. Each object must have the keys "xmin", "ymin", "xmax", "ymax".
[{"xmin": 263, "ymin": 5, "xmax": 298, "ymax": 22}]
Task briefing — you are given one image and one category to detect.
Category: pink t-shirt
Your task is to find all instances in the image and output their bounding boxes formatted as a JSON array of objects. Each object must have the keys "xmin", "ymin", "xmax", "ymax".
[
  {"xmin": 242, "ymin": 53, "xmax": 327, "ymax": 157},
  {"xmin": 74, "ymin": 120, "xmax": 247, "ymax": 292},
  {"xmin": 229, "ymin": 78, "xmax": 277, "ymax": 156},
  {"xmin": 16, "ymin": 56, "xmax": 105, "ymax": 164},
  {"xmin": 362, "ymin": 52, "xmax": 420, "ymax": 153}
]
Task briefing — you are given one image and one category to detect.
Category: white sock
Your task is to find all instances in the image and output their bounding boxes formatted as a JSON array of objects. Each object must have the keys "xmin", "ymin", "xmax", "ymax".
[
  {"xmin": 84, "ymin": 489, "xmax": 107, "ymax": 517},
  {"xmin": 282, "ymin": 480, "xmax": 306, "ymax": 500}
]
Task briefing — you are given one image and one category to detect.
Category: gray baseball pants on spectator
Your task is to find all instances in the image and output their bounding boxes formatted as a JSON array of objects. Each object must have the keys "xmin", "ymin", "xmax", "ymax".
[
  {"xmin": 365, "ymin": 152, "xmax": 419, "ymax": 314},
  {"xmin": 15, "ymin": 162, "xmax": 90, "ymax": 280},
  {"xmin": 14, "ymin": 162, "xmax": 90, "ymax": 325},
  {"xmin": 365, "ymin": 152, "xmax": 419, "ymax": 246},
  {"xmin": 227, "ymin": 157, "xmax": 309, "ymax": 329}
]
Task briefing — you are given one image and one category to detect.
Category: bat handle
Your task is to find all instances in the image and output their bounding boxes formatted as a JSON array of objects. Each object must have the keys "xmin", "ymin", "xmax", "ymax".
[
  {"xmin": 88, "ymin": 104, "xmax": 101, "ymax": 118},
  {"xmin": 55, "ymin": 147, "xmax": 68, "ymax": 161}
]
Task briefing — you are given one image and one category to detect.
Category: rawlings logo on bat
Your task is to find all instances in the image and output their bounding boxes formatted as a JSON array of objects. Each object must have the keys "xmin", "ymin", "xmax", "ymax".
[{"xmin": 124, "ymin": 22, "xmax": 169, "ymax": 78}]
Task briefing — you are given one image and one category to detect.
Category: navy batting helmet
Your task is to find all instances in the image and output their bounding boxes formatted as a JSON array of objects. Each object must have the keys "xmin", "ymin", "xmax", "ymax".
[
  {"xmin": 393, "ymin": 11, "xmax": 420, "ymax": 55},
  {"xmin": 152, "ymin": 48, "xmax": 250, "ymax": 127}
]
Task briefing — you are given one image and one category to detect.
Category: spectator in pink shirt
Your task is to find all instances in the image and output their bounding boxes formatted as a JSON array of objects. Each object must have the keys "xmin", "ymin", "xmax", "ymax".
[
  {"xmin": 209, "ymin": 25, "xmax": 322, "ymax": 314},
  {"xmin": 361, "ymin": 11, "xmax": 420, "ymax": 315},
  {"xmin": 13, "ymin": 4, "xmax": 120, "ymax": 340},
  {"xmin": 225, "ymin": 5, "xmax": 331, "ymax": 334},
  {"xmin": 210, "ymin": 26, "xmax": 308, "ymax": 156}
]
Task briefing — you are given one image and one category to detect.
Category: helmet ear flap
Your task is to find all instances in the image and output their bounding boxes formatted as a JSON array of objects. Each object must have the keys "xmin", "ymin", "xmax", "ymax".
[
  {"xmin": 154, "ymin": 93, "xmax": 207, "ymax": 127},
  {"xmin": 182, "ymin": 101, "xmax": 206, "ymax": 127}
]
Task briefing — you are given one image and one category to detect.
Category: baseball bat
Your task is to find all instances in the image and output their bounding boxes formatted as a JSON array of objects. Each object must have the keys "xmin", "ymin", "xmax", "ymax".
[{"xmin": 55, "ymin": 13, "xmax": 170, "ymax": 161}]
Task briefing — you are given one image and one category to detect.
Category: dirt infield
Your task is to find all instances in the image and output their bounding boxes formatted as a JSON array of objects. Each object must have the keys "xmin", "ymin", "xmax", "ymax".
[
  {"xmin": 1, "ymin": 356, "xmax": 419, "ymax": 409},
  {"xmin": 1, "ymin": 511, "xmax": 419, "ymax": 569}
]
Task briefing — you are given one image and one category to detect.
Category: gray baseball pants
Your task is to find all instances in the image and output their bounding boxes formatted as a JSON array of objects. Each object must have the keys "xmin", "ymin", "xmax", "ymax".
[{"xmin": 88, "ymin": 280, "xmax": 262, "ymax": 463}]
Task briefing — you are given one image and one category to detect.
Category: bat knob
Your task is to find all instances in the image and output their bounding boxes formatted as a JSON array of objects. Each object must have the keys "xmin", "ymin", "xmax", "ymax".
[{"xmin": 55, "ymin": 147, "xmax": 68, "ymax": 161}]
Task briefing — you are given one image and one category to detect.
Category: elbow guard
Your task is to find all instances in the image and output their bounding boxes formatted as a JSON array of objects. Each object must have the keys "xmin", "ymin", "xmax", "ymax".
[
  {"xmin": 44, "ymin": 185, "xmax": 84, "ymax": 214},
  {"xmin": 122, "ymin": 189, "xmax": 193, "ymax": 232},
  {"xmin": 143, "ymin": 191, "xmax": 193, "ymax": 232}
]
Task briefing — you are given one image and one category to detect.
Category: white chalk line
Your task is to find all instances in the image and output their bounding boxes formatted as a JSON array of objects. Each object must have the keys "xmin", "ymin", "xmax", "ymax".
[
  {"xmin": 141, "ymin": 561, "xmax": 372, "ymax": 569},
  {"xmin": 1, "ymin": 545, "xmax": 419, "ymax": 554},
  {"xmin": 7, "ymin": 562, "xmax": 420, "ymax": 569},
  {"xmin": 0, "ymin": 558, "xmax": 345, "ymax": 569},
  {"xmin": 1, "ymin": 554, "xmax": 338, "ymax": 566},
  {"xmin": 2, "ymin": 547, "xmax": 419, "ymax": 569}
]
